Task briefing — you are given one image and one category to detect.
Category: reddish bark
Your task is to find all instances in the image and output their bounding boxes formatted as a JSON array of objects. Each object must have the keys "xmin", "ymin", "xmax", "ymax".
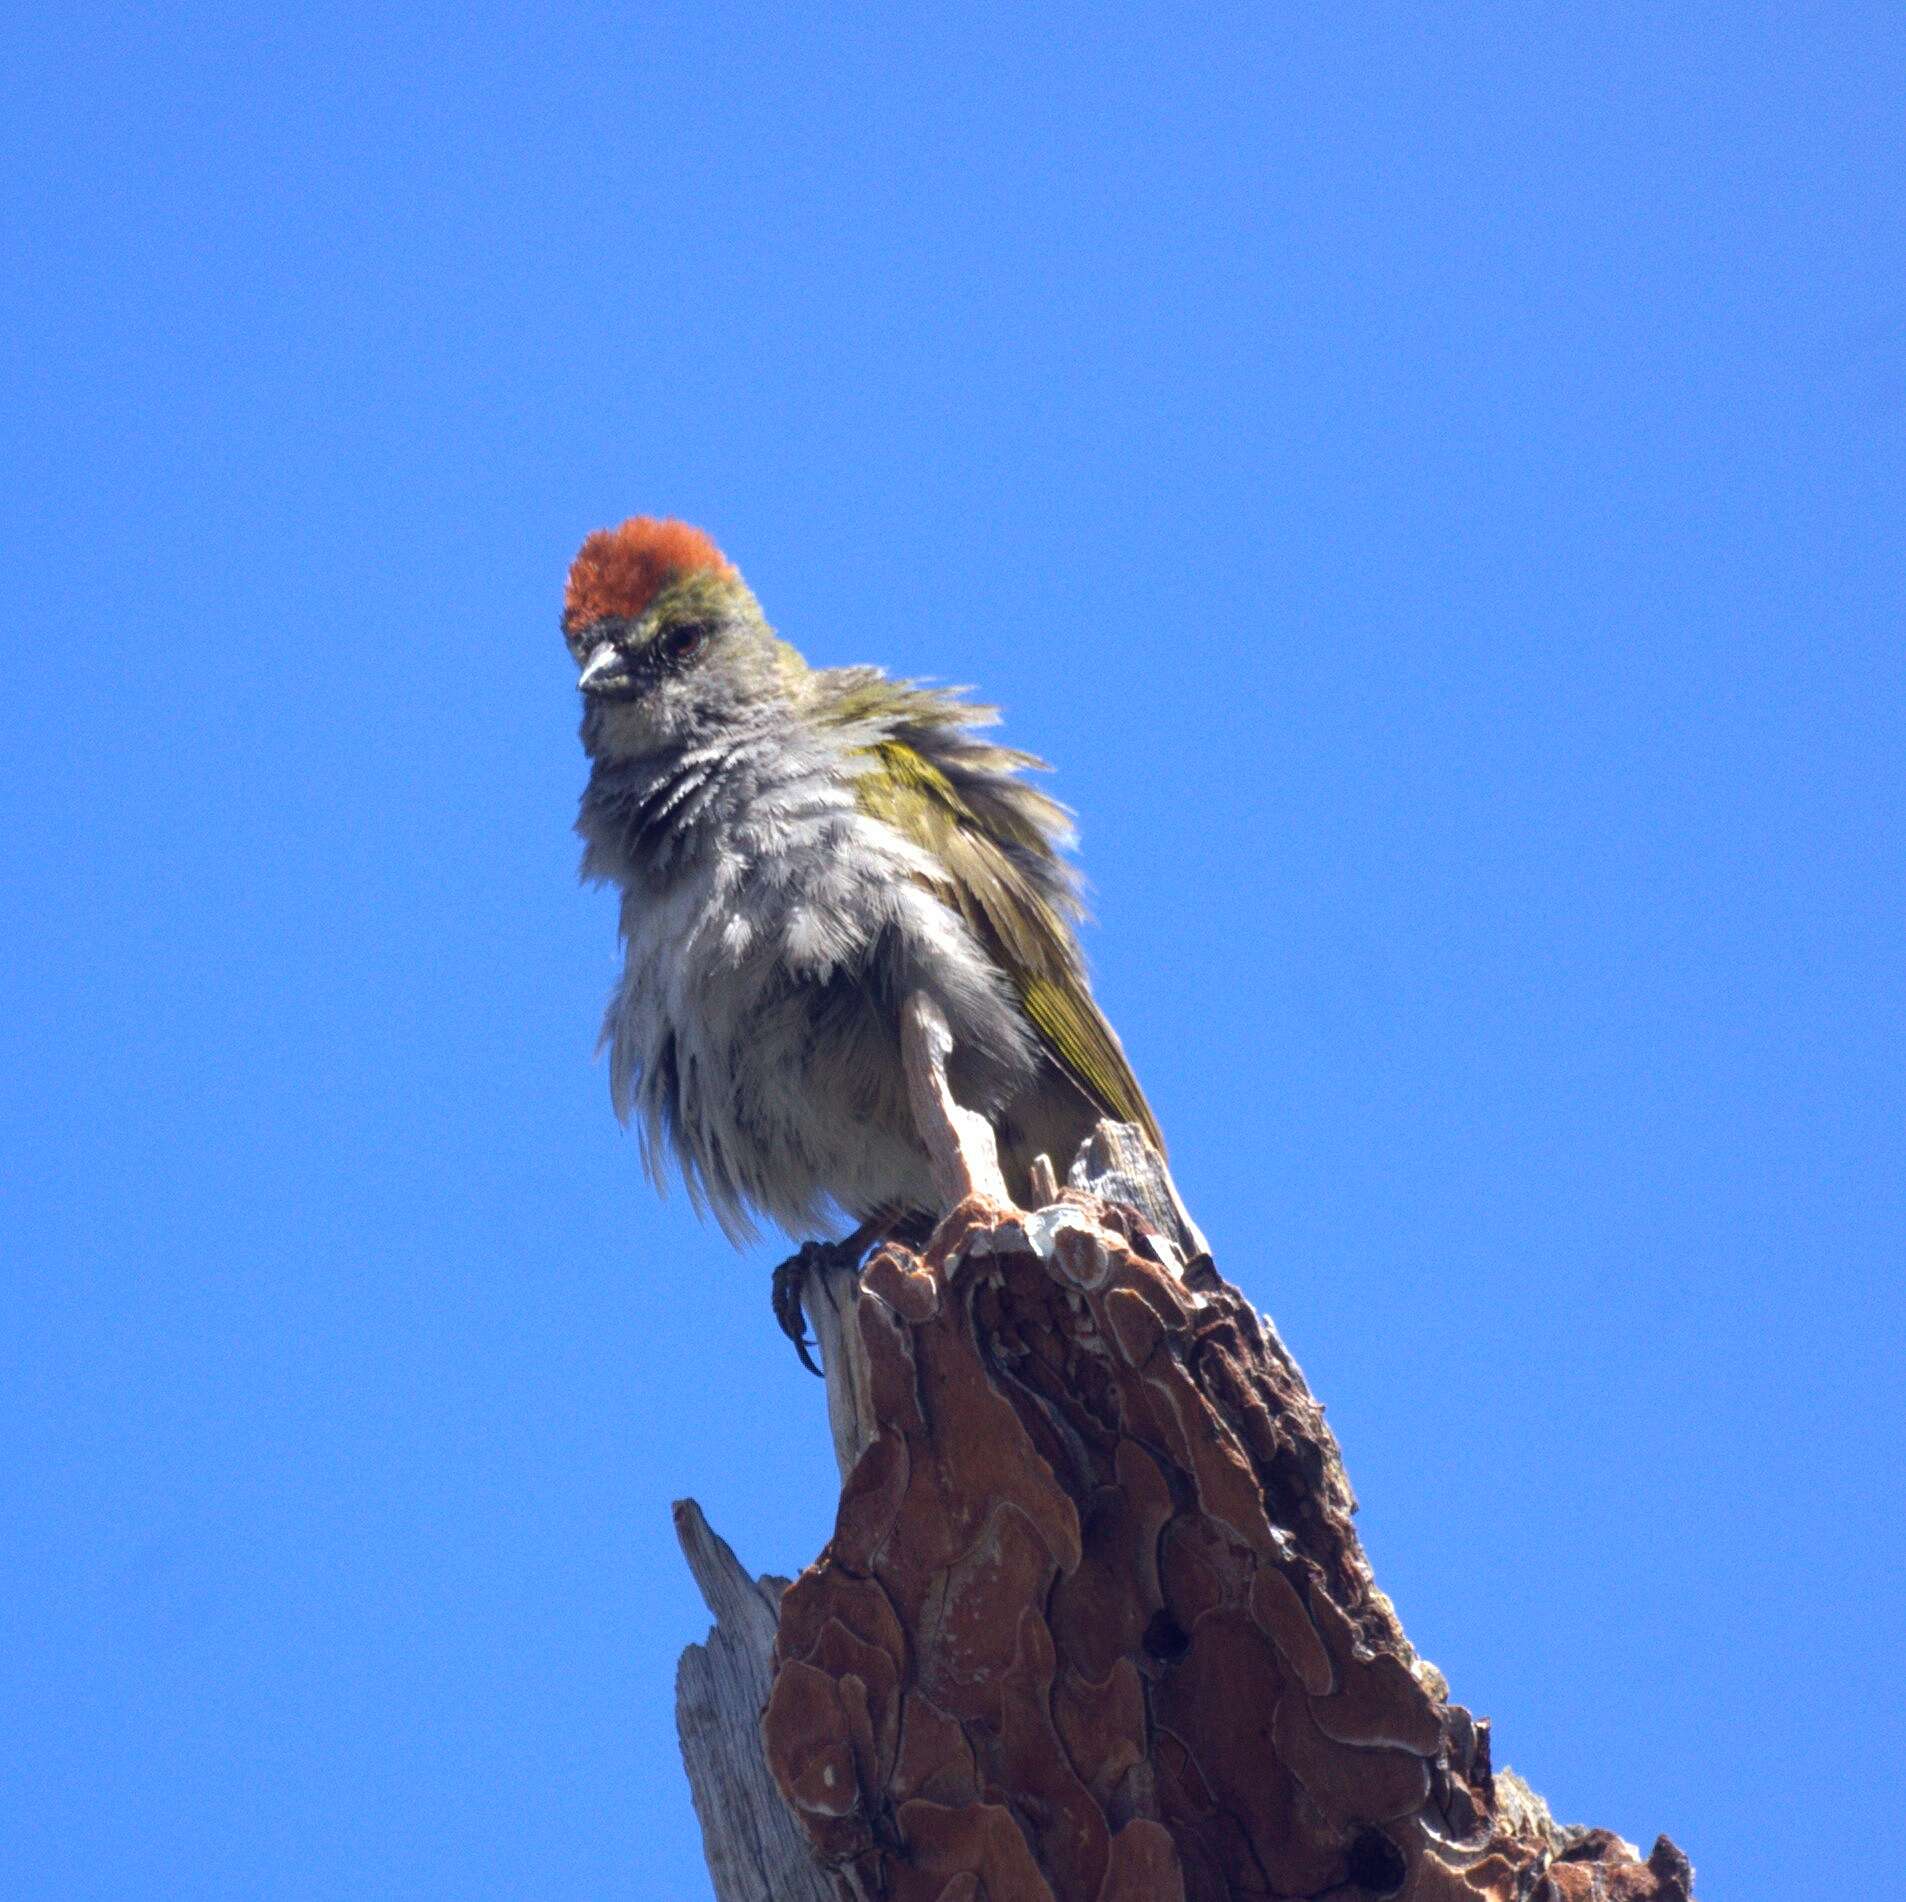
[{"xmin": 761, "ymin": 1194, "xmax": 1695, "ymax": 1902}]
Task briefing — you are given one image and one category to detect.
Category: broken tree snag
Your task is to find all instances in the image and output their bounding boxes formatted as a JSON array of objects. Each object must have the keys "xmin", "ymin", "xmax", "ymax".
[{"xmin": 759, "ymin": 1138, "xmax": 1697, "ymax": 1901}]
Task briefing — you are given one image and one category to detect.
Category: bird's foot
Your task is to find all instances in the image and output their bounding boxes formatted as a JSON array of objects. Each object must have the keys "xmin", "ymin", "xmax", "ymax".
[{"xmin": 771, "ymin": 1230, "xmax": 877, "ymax": 1378}]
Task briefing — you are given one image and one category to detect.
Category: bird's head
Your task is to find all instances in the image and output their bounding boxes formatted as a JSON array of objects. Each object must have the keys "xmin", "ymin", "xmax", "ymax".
[{"xmin": 562, "ymin": 518, "xmax": 803, "ymax": 758}]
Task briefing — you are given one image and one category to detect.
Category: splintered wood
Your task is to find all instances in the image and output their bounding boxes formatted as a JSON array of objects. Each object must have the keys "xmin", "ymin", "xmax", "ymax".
[{"xmin": 672, "ymin": 1502, "xmax": 836, "ymax": 1902}]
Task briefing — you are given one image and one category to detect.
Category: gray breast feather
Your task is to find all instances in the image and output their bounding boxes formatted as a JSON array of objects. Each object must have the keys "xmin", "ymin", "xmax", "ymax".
[{"xmin": 586, "ymin": 732, "xmax": 1034, "ymax": 1241}]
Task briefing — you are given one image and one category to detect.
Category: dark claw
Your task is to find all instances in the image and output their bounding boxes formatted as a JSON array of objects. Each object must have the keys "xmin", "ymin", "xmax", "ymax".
[
  {"xmin": 772, "ymin": 1245, "xmax": 828, "ymax": 1378},
  {"xmin": 770, "ymin": 1219, "xmax": 890, "ymax": 1378}
]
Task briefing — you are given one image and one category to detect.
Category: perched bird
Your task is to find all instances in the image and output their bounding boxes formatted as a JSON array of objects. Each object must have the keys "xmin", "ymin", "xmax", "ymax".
[{"xmin": 565, "ymin": 516, "xmax": 1176, "ymax": 1367}]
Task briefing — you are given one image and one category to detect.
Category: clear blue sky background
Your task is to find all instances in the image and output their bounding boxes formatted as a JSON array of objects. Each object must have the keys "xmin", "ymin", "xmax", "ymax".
[{"xmin": 3, "ymin": 5, "xmax": 1900, "ymax": 1897}]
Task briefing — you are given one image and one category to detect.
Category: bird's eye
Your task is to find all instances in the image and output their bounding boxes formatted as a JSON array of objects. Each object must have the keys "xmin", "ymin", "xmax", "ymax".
[{"xmin": 663, "ymin": 624, "xmax": 708, "ymax": 662}]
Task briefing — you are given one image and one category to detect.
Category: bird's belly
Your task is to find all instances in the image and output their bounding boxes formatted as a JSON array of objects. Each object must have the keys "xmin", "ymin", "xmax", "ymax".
[
  {"xmin": 725, "ymin": 967, "xmax": 936, "ymax": 1222},
  {"xmin": 607, "ymin": 831, "xmax": 1035, "ymax": 1240},
  {"xmin": 608, "ymin": 891, "xmax": 926, "ymax": 1238}
]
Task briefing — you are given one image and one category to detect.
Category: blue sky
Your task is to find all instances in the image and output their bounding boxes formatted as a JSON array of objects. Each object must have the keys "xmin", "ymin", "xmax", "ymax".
[{"xmin": 2, "ymin": 4, "xmax": 1901, "ymax": 1896}]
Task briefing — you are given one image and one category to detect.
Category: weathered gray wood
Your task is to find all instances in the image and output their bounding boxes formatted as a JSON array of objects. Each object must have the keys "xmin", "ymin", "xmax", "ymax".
[
  {"xmin": 1066, "ymin": 1116, "xmax": 1210, "ymax": 1260},
  {"xmin": 804, "ymin": 1254, "xmax": 879, "ymax": 1485},
  {"xmin": 671, "ymin": 1500, "xmax": 836, "ymax": 1902}
]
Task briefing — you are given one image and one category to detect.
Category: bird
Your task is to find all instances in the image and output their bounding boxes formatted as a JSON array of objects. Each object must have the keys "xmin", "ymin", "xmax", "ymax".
[{"xmin": 564, "ymin": 516, "xmax": 1178, "ymax": 1370}]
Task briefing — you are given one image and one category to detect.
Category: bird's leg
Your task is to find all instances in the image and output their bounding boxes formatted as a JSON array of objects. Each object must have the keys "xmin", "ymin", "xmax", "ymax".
[
  {"xmin": 886, "ymin": 1207, "xmax": 936, "ymax": 1251},
  {"xmin": 771, "ymin": 1216, "xmax": 885, "ymax": 1378},
  {"xmin": 774, "ymin": 995, "xmax": 1006, "ymax": 1378},
  {"xmin": 1027, "ymin": 1152, "xmax": 1060, "ymax": 1205},
  {"xmin": 900, "ymin": 992, "xmax": 1013, "ymax": 1209}
]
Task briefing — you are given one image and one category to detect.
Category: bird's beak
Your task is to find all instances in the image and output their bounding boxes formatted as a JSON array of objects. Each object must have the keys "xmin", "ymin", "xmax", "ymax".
[{"xmin": 578, "ymin": 640, "xmax": 633, "ymax": 697}]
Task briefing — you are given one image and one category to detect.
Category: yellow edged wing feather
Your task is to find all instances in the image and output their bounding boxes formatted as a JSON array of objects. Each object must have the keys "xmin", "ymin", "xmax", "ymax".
[{"xmin": 848, "ymin": 708, "xmax": 1165, "ymax": 1155}]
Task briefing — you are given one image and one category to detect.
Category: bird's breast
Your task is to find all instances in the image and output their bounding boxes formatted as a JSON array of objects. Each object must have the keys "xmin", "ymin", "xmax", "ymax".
[{"xmin": 593, "ymin": 774, "xmax": 1036, "ymax": 1238}]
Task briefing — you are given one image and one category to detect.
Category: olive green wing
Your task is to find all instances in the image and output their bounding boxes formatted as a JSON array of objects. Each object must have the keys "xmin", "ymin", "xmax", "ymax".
[{"xmin": 850, "ymin": 707, "xmax": 1165, "ymax": 1155}]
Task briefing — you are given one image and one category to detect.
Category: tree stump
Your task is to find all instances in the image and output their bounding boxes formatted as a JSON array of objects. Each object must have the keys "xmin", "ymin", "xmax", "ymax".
[{"xmin": 673, "ymin": 1127, "xmax": 1696, "ymax": 1901}]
